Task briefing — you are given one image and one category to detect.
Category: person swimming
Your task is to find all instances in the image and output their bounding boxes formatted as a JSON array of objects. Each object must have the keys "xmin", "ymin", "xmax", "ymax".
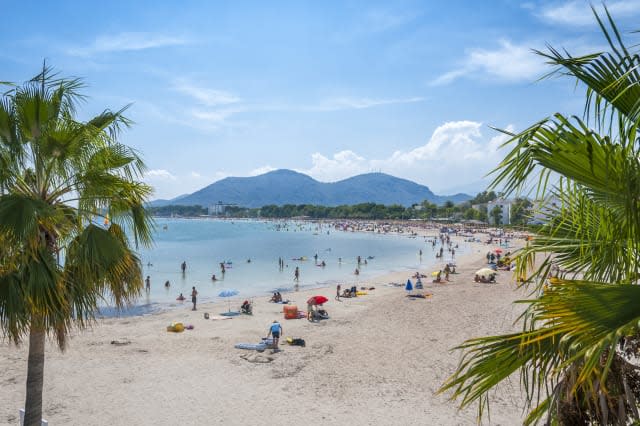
[{"xmin": 176, "ymin": 293, "xmax": 185, "ymax": 301}]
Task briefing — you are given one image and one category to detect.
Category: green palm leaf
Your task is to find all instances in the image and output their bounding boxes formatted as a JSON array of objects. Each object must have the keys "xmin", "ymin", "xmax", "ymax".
[
  {"xmin": 443, "ymin": 6, "xmax": 640, "ymax": 424},
  {"xmin": 0, "ymin": 64, "xmax": 154, "ymax": 425}
]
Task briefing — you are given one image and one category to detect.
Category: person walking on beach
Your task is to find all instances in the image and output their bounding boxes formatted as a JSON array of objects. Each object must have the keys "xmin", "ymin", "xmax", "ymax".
[
  {"xmin": 267, "ymin": 320, "xmax": 282, "ymax": 352},
  {"xmin": 294, "ymin": 266, "xmax": 299, "ymax": 281},
  {"xmin": 191, "ymin": 286, "xmax": 198, "ymax": 311},
  {"xmin": 145, "ymin": 276, "xmax": 151, "ymax": 292},
  {"xmin": 336, "ymin": 284, "xmax": 341, "ymax": 301}
]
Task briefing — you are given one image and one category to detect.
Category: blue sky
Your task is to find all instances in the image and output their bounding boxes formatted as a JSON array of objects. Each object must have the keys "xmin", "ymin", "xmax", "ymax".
[{"xmin": 2, "ymin": 0, "xmax": 639, "ymax": 199}]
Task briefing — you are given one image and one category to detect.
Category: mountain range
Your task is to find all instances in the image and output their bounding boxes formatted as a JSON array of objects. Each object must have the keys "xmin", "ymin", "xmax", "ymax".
[{"xmin": 150, "ymin": 169, "xmax": 472, "ymax": 208}]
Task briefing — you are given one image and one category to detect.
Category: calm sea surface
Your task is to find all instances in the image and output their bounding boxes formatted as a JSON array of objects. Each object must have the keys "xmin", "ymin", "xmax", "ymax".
[{"xmin": 100, "ymin": 218, "xmax": 467, "ymax": 316}]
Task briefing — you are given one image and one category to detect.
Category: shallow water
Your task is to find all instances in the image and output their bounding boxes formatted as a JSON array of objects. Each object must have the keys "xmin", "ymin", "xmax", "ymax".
[{"xmin": 99, "ymin": 218, "xmax": 467, "ymax": 315}]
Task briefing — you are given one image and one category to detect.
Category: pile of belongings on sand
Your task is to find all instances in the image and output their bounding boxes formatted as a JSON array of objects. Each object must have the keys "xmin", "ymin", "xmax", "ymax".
[{"xmin": 166, "ymin": 322, "xmax": 194, "ymax": 332}]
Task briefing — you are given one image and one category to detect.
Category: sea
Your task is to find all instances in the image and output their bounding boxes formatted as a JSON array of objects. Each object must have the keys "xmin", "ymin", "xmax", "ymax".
[{"xmin": 98, "ymin": 218, "xmax": 466, "ymax": 316}]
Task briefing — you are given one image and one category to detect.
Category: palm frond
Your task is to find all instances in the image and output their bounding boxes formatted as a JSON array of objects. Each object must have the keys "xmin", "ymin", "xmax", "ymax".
[{"xmin": 441, "ymin": 280, "xmax": 640, "ymax": 425}]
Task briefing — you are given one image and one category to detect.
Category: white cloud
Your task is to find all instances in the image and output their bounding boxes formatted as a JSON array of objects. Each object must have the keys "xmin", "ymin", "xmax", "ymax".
[
  {"xmin": 294, "ymin": 120, "xmax": 512, "ymax": 193},
  {"xmin": 312, "ymin": 96, "xmax": 425, "ymax": 111},
  {"xmin": 173, "ymin": 81, "xmax": 241, "ymax": 106},
  {"xmin": 249, "ymin": 165, "xmax": 277, "ymax": 176},
  {"xmin": 302, "ymin": 151, "xmax": 369, "ymax": 182},
  {"xmin": 539, "ymin": 1, "xmax": 640, "ymax": 26},
  {"xmin": 190, "ymin": 109, "xmax": 237, "ymax": 125},
  {"xmin": 145, "ymin": 169, "xmax": 176, "ymax": 181},
  {"xmin": 68, "ymin": 32, "xmax": 189, "ymax": 56},
  {"xmin": 363, "ymin": 9, "xmax": 418, "ymax": 33},
  {"xmin": 148, "ymin": 121, "xmax": 514, "ymax": 199},
  {"xmin": 431, "ymin": 40, "xmax": 546, "ymax": 86},
  {"xmin": 147, "ymin": 169, "xmax": 228, "ymax": 200}
]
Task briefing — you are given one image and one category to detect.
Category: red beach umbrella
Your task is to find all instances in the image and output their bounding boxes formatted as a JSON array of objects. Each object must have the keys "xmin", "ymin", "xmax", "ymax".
[{"xmin": 307, "ymin": 295, "xmax": 329, "ymax": 305}]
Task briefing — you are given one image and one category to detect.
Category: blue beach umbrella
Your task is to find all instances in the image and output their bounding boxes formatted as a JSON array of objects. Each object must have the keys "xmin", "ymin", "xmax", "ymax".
[
  {"xmin": 405, "ymin": 279, "xmax": 413, "ymax": 291},
  {"xmin": 219, "ymin": 289, "xmax": 239, "ymax": 313}
]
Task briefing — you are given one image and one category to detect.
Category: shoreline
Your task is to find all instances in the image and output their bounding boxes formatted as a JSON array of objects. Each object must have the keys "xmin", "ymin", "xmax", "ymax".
[
  {"xmin": 1, "ymin": 230, "xmax": 528, "ymax": 425},
  {"xmin": 105, "ymin": 217, "xmax": 515, "ymax": 319}
]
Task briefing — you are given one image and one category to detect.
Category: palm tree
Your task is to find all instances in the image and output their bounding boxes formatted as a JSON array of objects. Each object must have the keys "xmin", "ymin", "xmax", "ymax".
[
  {"xmin": 439, "ymin": 8, "xmax": 640, "ymax": 425},
  {"xmin": 0, "ymin": 65, "xmax": 153, "ymax": 426}
]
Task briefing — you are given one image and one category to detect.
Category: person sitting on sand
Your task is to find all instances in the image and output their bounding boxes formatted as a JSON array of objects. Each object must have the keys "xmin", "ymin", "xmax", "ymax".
[
  {"xmin": 241, "ymin": 300, "xmax": 252, "ymax": 314},
  {"xmin": 176, "ymin": 293, "xmax": 185, "ymax": 301},
  {"xmin": 350, "ymin": 285, "xmax": 357, "ymax": 296},
  {"xmin": 270, "ymin": 292, "xmax": 283, "ymax": 303}
]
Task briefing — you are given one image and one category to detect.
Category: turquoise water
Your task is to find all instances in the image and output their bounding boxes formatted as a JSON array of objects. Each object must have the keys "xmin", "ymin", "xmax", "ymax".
[{"xmin": 104, "ymin": 219, "xmax": 466, "ymax": 315}]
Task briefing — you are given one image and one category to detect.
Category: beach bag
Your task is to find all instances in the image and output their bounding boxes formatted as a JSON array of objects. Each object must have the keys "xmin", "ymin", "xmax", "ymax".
[
  {"xmin": 167, "ymin": 322, "xmax": 185, "ymax": 332},
  {"xmin": 286, "ymin": 337, "xmax": 306, "ymax": 347}
]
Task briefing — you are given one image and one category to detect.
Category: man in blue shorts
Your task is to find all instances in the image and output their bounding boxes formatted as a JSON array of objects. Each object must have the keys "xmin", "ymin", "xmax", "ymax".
[{"xmin": 267, "ymin": 320, "xmax": 282, "ymax": 352}]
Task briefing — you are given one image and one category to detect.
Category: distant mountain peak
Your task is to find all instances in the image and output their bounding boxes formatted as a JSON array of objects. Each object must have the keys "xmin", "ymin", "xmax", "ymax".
[{"xmin": 149, "ymin": 169, "xmax": 471, "ymax": 207}]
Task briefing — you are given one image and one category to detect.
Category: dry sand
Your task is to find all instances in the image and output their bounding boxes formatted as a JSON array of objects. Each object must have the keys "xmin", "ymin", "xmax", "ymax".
[{"xmin": 1, "ymin": 235, "xmax": 530, "ymax": 425}]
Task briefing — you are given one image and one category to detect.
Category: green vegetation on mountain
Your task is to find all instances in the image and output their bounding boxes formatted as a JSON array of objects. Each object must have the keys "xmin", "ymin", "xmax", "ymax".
[{"xmin": 152, "ymin": 169, "xmax": 471, "ymax": 208}]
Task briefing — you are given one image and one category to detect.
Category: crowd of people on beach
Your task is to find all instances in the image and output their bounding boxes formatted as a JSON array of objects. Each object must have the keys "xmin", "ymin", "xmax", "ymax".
[
  {"xmin": 144, "ymin": 221, "xmax": 529, "ymax": 356},
  {"xmin": 145, "ymin": 221, "xmax": 532, "ymax": 362}
]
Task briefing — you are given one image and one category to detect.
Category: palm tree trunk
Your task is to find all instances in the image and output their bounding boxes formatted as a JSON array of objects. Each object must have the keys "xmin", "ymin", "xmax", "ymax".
[{"xmin": 24, "ymin": 327, "xmax": 45, "ymax": 426}]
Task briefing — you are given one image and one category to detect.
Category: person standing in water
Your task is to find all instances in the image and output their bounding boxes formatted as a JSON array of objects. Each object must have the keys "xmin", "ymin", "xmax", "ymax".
[
  {"xmin": 191, "ymin": 286, "xmax": 198, "ymax": 311},
  {"xmin": 294, "ymin": 266, "xmax": 300, "ymax": 281},
  {"xmin": 181, "ymin": 261, "xmax": 187, "ymax": 274},
  {"xmin": 145, "ymin": 276, "xmax": 151, "ymax": 292}
]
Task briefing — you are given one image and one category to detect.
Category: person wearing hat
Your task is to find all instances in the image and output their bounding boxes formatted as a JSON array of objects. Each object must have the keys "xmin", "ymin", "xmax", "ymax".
[{"xmin": 267, "ymin": 320, "xmax": 282, "ymax": 352}]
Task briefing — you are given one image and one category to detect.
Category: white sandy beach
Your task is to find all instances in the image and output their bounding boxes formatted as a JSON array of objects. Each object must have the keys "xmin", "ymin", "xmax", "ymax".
[{"xmin": 1, "ymin": 234, "xmax": 529, "ymax": 425}]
